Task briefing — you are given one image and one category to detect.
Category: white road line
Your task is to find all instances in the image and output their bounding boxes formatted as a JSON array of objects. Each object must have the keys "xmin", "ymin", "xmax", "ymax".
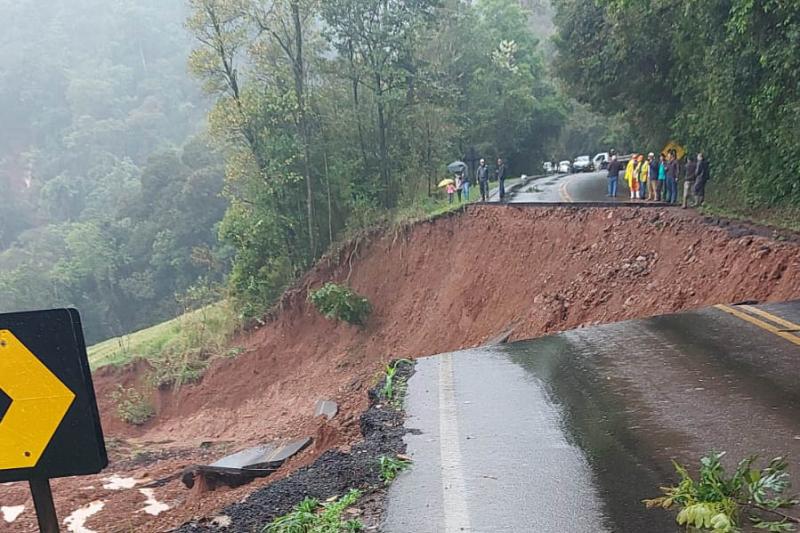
[{"xmin": 438, "ymin": 353, "xmax": 472, "ymax": 533}]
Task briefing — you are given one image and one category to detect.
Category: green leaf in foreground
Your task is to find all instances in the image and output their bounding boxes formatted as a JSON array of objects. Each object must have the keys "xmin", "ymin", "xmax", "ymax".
[
  {"xmin": 644, "ymin": 452, "xmax": 800, "ymax": 532},
  {"xmin": 264, "ymin": 489, "xmax": 363, "ymax": 533}
]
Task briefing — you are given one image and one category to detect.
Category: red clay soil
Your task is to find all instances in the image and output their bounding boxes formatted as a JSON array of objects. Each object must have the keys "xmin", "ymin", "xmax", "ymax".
[{"xmin": 1, "ymin": 206, "xmax": 799, "ymax": 532}]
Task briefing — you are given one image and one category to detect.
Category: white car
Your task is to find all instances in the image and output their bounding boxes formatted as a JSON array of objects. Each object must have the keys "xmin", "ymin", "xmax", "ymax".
[
  {"xmin": 593, "ymin": 152, "xmax": 610, "ymax": 170},
  {"xmin": 572, "ymin": 155, "xmax": 593, "ymax": 172},
  {"xmin": 558, "ymin": 160, "xmax": 572, "ymax": 173},
  {"xmin": 543, "ymin": 162, "xmax": 554, "ymax": 174}
]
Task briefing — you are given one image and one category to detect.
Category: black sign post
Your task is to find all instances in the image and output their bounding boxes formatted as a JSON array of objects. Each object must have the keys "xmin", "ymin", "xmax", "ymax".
[
  {"xmin": 30, "ymin": 478, "xmax": 59, "ymax": 533},
  {"xmin": 0, "ymin": 309, "xmax": 107, "ymax": 531}
]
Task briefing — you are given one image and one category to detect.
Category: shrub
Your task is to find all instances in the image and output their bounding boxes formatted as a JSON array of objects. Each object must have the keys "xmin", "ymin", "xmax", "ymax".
[
  {"xmin": 378, "ymin": 454, "xmax": 412, "ymax": 484},
  {"xmin": 644, "ymin": 452, "xmax": 800, "ymax": 532},
  {"xmin": 264, "ymin": 489, "xmax": 363, "ymax": 533},
  {"xmin": 110, "ymin": 386, "xmax": 154, "ymax": 426},
  {"xmin": 309, "ymin": 283, "xmax": 372, "ymax": 326}
]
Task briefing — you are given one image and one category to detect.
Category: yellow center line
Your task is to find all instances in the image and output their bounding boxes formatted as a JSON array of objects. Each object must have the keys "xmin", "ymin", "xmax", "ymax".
[
  {"xmin": 714, "ymin": 304, "xmax": 800, "ymax": 347},
  {"xmin": 739, "ymin": 305, "xmax": 800, "ymax": 332},
  {"xmin": 560, "ymin": 177, "xmax": 574, "ymax": 203}
]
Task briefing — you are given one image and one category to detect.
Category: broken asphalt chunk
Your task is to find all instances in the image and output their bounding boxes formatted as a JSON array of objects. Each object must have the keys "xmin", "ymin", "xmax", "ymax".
[
  {"xmin": 182, "ymin": 437, "xmax": 312, "ymax": 491},
  {"xmin": 314, "ymin": 399, "xmax": 338, "ymax": 420}
]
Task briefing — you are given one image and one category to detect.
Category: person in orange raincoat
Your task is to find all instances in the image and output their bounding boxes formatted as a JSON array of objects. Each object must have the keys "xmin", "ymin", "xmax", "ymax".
[{"xmin": 625, "ymin": 154, "xmax": 639, "ymax": 200}]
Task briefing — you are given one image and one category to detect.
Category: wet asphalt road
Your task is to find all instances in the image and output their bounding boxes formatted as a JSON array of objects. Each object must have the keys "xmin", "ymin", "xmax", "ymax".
[
  {"xmin": 509, "ymin": 171, "xmax": 632, "ymax": 203},
  {"xmin": 384, "ymin": 301, "xmax": 800, "ymax": 532}
]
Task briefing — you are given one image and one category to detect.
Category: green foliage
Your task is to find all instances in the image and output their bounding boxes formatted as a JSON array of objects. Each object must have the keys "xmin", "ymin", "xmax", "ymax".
[
  {"xmin": 0, "ymin": 140, "xmax": 228, "ymax": 345},
  {"xmin": 0, "ymin": 2, "xmax": 225, "ymax": 343},
  {"xmin": 110, "ymin": 386, "xmax": 155, "ymax": 426},
  {"xmin": 380, "ymin": 360, "xmax": 413, "ymax": 406},
  {"xmin": 645, "ymin": 452, "xmax": 800, "ymax": 532},
  {"xmin": 309, "ymin": 283, "xmax": 372, "ymax": 326},
  {"xmin": 186, "ymin": 0, "xmax": 567, "ymax": 318},
  {"xmin": 552, "ymin": 0, "xmax": 800, "ymax": 210},
  {"xmin": 88, "ymin": 300, "xmax": 241, "ymax": 386},
  {"xmin": 264, "ymin": 489, "xmax": 363, "ymax": 533},
  {"xmin": 378, "ymin": 455, "xmax": 412, "ymax": 484}
]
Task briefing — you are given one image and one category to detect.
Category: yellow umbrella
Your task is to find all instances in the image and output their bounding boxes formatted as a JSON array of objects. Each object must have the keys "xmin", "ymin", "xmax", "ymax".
[{"xmin": 438, "ymin": 178, "xmax": 455, "ymax": 188}]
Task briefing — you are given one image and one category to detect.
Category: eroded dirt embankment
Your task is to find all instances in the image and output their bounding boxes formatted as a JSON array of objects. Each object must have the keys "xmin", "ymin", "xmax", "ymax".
[{"xmin": 2, "ymin": 206, "xmax": 798, "ymax": 532}]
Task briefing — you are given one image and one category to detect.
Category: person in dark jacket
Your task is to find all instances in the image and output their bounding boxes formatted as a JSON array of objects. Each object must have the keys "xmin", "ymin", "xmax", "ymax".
[
  {"xmin": 665, "ymin": 152, "xmax": 680, "ymax": 204},
  {"xmin": 694, "ymin": 153, "xmax": 710, "ymax": 206},
  {"xmin": 647, "ymin": 153, "xmax": 659, "ymax": 201},
  {"xmin": 495, "ymin": 158, "xmax": 507, "ymax": 202},
  {"xmin": 607, "ymin": 155, "xmax": 622, "ymax": 197},
  {"xmin": 682, "ymin": 156, "xmax": 697, "ymax": 208},
  {"xmin": 477, "ymin": 159, "xmax": 490, "ymax": 202}
]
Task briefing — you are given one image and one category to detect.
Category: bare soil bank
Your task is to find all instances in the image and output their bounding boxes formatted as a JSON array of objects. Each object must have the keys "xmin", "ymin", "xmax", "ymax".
[{"xmin": 1, "ymin": 206, "xmax": 797, "ymax": 531}]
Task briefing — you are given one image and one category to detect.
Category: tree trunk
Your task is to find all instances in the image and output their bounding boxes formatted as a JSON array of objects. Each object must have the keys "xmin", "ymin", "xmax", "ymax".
[
  {"xmin": 426, "ymin": 118, "xmax": 433, "ymax": 197},
  {"xmin": 375, "ymin": 73, "xmax": 390, "ymax": 208},
  {"xmin": 348, "ymin": 41, "xmax": 369, "ymax": 174},
  {"xmin": 291, "ymin": 0, "xmax": 316, "ymax": 260},
  {"xmin": 324, "ymin": 149, "xmax": 333, "ymax": 245}
]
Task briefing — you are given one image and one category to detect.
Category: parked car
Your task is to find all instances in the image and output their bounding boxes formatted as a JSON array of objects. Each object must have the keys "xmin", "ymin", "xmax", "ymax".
[
  {"xmin": 593, "ymin": 152, "xmax": 610, "ymax": 171},
  {"xmin": 558, "ymin": 160, "xmax": 572, "ymax": 174},
  {"xmin": 543, "ymin": 162, "xmax": 554, "ymax": 174},
  {"xmin": 572, "ymin": 155, "xmax": 593, "ymax": 172}
]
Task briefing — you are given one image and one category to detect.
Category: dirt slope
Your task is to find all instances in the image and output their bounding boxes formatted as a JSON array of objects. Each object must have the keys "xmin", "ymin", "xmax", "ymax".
[{"xmin": 2, "ymin": 206, "xmax": 798, "ymax": 532}]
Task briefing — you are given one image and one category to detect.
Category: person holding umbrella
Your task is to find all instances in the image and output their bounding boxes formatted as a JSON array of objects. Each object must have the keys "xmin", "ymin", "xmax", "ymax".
[
  {"xmin": 438, "ymin": 176, "xmax": 455, "ymax": 199},
  {"xmin": 447, "ymin": 161, "xmax": 470, "ymax": 202}
]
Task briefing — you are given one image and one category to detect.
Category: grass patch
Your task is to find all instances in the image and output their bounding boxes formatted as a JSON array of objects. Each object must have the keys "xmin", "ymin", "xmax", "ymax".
[
  {"xmin": 341, "ymin": 182, "xmax": 489, "ymax": 242},
  {"xmin": 701, "ymin": 202, "xmax": 800, "ymax": 233},
  {"xmin": 378, "ymin": 454, "xmax": 412, "ymax": 484},
  {"xmin": 380, "ymin": 359, "xmax": 412, "ymax": 408},
  {"xmin": 264, "ymin": 489, "xmax": 364, "ymax": 533},
  {"xmin": 88, "ymin": 301, "xmax": 242, "ymax": 387},
  {"xmin": 110, "ymin": 385, "xmax": 154, "ymax": 426}
]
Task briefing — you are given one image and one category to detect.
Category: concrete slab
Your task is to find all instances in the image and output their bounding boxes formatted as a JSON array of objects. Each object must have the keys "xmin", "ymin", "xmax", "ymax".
[
  {"xmin": 314, "ymin": 400, "xmax": 338, "ymax": 420},
  {"xmin": 211, "ymin": 437, "xmax": 311, "ymax": 472},
  {"xmin": 182, "ymin": 437, "xmax": 312, "ymax": 490}
]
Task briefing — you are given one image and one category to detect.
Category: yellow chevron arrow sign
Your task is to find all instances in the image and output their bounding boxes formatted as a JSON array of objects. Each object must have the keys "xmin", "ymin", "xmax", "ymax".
[{"xmin": 0, "ymin": 329, "xmax": 76, "ymax": 470}]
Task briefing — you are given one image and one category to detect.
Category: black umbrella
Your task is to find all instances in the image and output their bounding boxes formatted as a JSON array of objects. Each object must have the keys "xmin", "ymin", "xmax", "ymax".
[{"xmin": 447, "ymin": 161, "xmax": 467, "ymax": 173}]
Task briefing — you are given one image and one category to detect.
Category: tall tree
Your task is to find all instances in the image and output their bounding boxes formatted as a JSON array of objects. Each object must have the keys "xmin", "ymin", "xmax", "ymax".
[
  {"xmin": 322, "ymin": 0, "xmax": 439, "ymax": 208},
  {"xmin": 253, "ymin": 0, "xmax": 318, "ymax": 257}
]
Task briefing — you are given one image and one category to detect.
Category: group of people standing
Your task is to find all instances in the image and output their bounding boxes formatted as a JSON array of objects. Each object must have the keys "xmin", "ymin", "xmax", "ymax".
[
  {"xmin": 449, "ymin": 158, "xmax": 507, "ymax": 203},
  {"xmin": 606, "ymin": 151, "xmax": 710, "ymax": 208}
]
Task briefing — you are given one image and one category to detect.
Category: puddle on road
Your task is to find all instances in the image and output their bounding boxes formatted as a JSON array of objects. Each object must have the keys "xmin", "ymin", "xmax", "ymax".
[
  {"xmin": 1, "ymin": 505, "xmax": 24, "ymax": 523},
  {"xmin": 64, "ymin": 500, "xmax": 105, "ymax": 533},
  {"xmin": 503, "ymin": 335, "xmax": 680, "ymax": 532},
  {"xmin": 501, "ymin": 312, "xmax": 800, "ymax": 532},
  {"xmin": 138, "ymin": 488, "xmax": 169, "ymax": 516}
]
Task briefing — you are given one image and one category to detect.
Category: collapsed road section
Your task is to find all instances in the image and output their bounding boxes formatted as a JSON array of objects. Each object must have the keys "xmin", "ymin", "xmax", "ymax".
[
  {"xmin": 1, "ymin": 207, "xmax": 797, "ymax": 532},
  {"xmin": 384, "ymin": 301, "xmax": 800, "ymax": 532}
]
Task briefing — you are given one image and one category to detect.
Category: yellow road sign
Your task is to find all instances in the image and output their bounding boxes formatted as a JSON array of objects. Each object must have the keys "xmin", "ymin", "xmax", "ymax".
[
  {"xmin": 662, "ymin": 141, "xmax": 686, "ymax": 160},
  {"xmin": 0, "ymin": 330, "xmax": 76, "ymax": 470}
]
